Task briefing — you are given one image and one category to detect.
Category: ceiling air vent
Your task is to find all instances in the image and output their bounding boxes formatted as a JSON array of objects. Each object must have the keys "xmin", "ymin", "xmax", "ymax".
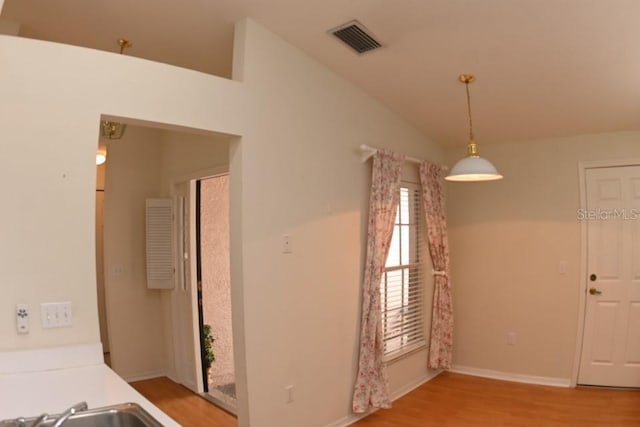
[{"xmin": 330, "ymin": 20, "xmax": 383, "ymax": 54}]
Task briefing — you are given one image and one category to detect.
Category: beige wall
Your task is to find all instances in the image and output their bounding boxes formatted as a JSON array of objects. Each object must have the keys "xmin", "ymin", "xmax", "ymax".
[
  {"xmin": 445, "ymin": 131, "xmax": 640, "ymax": 381},
  {"xmin": 103, "ymin": 126, "xmax": 166, "ymax": 379},
  {"xmin": 231, "ymin": 19, "xmax": 443, "ymax": 427},
  {"xmin": 95, "ymin": 163, "xmax": 109, "ymax": 353}
]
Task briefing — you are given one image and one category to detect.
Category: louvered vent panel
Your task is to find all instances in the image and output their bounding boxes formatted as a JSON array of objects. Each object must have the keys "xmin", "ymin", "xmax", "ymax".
[
  {"xmin": 330, "ymin": 20, "xmax": 382, "ymax": 54},
  {"xmin": 146, "ymin": 199, "xmax": 174, "ymax": 289}
]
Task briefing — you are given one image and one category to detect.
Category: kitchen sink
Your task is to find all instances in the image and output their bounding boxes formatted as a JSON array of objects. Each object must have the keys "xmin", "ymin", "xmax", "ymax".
[{"xmin": 0, "ymin": 403, "xmax": 163, "ymax": 427}]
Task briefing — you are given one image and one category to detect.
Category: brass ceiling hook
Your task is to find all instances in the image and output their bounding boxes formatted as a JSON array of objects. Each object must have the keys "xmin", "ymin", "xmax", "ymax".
[{"xmin": 117, "ymin": 38, "xmax": 132, "ymax": 54}]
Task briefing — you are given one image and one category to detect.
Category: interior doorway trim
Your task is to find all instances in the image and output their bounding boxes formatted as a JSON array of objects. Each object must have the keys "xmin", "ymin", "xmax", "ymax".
[{"xmin": 572, "ymin": 157, "xmax": 640, "ymax": 387}]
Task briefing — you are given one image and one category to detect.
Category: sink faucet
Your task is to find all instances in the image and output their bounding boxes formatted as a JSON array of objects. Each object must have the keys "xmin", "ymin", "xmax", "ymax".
[
  {"xmin": 29, "ymin": 414, "xmax": 49, "ymax": 427},
  {"xmin": 48, "ymin": 402, "xmax": 88, "ymax": 427}
]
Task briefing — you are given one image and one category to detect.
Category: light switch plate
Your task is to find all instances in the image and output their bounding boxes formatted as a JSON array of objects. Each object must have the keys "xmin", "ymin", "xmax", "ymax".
[{"xmin": 40, "ymin": 302, "xmax": 73, "ymax": 328}]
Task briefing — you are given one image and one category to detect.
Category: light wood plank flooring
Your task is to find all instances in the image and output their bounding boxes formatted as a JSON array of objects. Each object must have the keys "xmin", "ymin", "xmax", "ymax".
[
  {"xmin": 130, "ymin": 377, "xmax": 237, "ymax": 427},
  {"xmin": 354, "ymin": 372, "xmax": 640, "ymax": 427},
  {"xmin": 132, "ymin": 373, "xmax": 639, "ymax": 426}
]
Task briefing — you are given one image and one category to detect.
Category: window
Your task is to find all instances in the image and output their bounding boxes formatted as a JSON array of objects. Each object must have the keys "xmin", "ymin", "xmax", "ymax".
[{"xmin": 380, "ymin": 184, "xmax": 426, "ymax": 360}]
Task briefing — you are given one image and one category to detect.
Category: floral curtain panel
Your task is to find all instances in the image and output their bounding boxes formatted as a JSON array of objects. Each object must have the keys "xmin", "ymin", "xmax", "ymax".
[
  {"xmin": 419, "ymin": 161, "xmax": 453, "ymax": 369},
  {"xmin": 352, "ymin": 149, "xmax": 404, "ymax": 413}
]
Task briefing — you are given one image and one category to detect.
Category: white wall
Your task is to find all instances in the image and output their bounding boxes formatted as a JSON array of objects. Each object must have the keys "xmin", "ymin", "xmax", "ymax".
[
  {"xmin": 0, "ymin": 34, "xmax": 244, "ymax": 351},
  {"xmin": 230, "ymin": 19, "xmax": 443, "ymax": 427},
  {"xmin": 445, "ymin": 131, "xmax": 640, "ymax": 381}
]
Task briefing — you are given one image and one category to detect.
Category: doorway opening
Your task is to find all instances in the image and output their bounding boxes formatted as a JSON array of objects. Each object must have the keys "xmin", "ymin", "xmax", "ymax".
[
  {"xmin": 196, "ymin": 175, "xmax": 236, "ymax": 412},
  {"xmin": 174, "ymin": 173, "xmax": 236, "ymax": 414}
]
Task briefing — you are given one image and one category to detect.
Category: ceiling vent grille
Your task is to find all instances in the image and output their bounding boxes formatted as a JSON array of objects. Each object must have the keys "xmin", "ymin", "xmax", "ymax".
[{"xmin": 330, "ymin": 20, "xmax": 382, "ymax": 54}]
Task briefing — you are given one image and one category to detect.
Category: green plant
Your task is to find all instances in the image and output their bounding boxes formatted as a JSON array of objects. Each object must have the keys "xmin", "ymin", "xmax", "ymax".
[{"xmin": 203, "ymin": 324, "xmax": 216, "ymax": 370}]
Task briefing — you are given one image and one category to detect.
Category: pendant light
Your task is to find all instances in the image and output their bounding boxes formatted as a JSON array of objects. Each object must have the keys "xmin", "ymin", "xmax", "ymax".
[{"xmin": 445, "ymin": 74, "xmax": 503, "ymax": 182}]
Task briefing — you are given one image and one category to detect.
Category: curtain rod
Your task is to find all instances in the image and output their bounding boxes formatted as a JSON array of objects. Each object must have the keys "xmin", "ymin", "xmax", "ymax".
[{"xmin": 359, "ymin": 144, "xmax": 448, "ymax": 170}]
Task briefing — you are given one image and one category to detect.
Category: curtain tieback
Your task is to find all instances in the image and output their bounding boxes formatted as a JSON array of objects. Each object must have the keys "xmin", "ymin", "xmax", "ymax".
[{"xmin": 432, "ymin": 270, "xmax": 448, "ymax": 277}]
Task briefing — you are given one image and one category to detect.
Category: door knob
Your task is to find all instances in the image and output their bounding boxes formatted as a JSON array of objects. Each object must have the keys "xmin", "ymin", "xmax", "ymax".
[
  {"xmin": 589, "ymin": 288, "xmax": 602, "ymax": 295},
  {"xmin": 590, "ymin": 273, "xmax": 597, "ymax": 281}
]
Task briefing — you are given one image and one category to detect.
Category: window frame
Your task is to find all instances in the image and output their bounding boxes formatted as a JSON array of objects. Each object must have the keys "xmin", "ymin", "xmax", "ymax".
[{"xmin": 380, "ymin": 182, "xmax": 427, "ymax": 362}]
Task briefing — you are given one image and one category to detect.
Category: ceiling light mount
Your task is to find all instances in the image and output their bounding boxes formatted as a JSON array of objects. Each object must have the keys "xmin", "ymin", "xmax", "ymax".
[
  {"xmin": 445, "ymin": 74, "xmax": 503, "ymax": 182},
  {"xmin": 101, "ymin": 120, "xmax": 127, "ymax": 140},
  {"xmin": 458, "ymin": 74, "xmax": 476, "ymax": 84},
  {"xmin": 118, "ymin": 38, "xmax": 132, "ymax": 54}
]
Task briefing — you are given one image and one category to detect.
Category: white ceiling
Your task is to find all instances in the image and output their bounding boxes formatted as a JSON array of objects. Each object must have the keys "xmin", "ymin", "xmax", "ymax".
[{"xmin": 3, "ymin": 0, "xmax": 640, "ymax": 147}]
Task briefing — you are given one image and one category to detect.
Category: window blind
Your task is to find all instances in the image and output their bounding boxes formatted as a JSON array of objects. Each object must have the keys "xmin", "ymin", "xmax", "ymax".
[{"xmin": 380, "ymin": 185, "xmax": 426, "ymax": 359}]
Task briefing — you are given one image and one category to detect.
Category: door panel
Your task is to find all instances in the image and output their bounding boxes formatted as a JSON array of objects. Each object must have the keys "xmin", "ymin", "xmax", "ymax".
[
  {"xmin": 626, "ymin": 303, "xmax": 640, "ymax": 363},
  {"xmin": 171, "ymin": 181, "xmax": 203, "ymax": 393},
  {"xmin": 579, "ymin": 165, "xmax": 640, "ymax": 387}
]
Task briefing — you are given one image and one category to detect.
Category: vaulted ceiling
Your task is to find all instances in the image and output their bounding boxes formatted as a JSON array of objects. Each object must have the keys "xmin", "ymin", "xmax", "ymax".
[{"xmin": 3, "ymin": 0, "xmax": 639, "ymax": 147}]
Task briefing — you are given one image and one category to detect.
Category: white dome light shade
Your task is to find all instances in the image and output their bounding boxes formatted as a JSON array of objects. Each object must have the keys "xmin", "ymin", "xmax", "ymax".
[{"xmin": 445, "ymin": 156, "xmax": 503, "ymax": 182}]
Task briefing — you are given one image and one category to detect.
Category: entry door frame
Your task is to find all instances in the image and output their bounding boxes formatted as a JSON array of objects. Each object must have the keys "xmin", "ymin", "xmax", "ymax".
[{"xmin": 572, "ymin": 157, "xmax": 640, "ymax": 386}]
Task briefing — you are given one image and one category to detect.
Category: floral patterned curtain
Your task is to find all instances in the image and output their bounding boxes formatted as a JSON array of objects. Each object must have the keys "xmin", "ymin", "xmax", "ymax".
[
  {"xmin": 419, "ymin": 161, "xmax": 453, "ymax": 370},
  {"xmin": 352, "ymin": 149, "xmax": 405, "ymax": 413}
]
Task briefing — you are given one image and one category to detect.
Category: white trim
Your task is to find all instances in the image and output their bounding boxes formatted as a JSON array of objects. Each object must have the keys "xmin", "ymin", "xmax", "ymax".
[
  {"xmin": 121, "ymin": 369, "xmax": 167, "ymax": 383},
  {"xmin": 0, "ymin": 343, "xmax": 103, "ymax": 374},
  {"xmin": 572, "ymin": 158, "xmax": 640, "ymax": 387},
  {"xmin": 171, "ymin": 165, "xmax": 229, "ymax": 187},
  {"xmin": 324, "ymin": 370, "xmax": 442, "ymax": 427},
  {"xmin": 576, "ymin": 158, "xmax": 640, "ymax": 170},
  {"xmin": 450, "ymin": 365, "xmax": 571, "ymax": 388},
  {"xmin": 324, "ymin": 411, "xmax": 372, "ymax": 427},
  {"xmin": 390, "ymin": 369, "xmax": 442, "ymax": 400}
]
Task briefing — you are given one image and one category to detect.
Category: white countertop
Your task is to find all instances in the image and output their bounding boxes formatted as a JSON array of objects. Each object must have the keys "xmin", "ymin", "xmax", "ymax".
[{"xmin": 0, "ymin": 344, "xmax": 179, "ymax": 426}]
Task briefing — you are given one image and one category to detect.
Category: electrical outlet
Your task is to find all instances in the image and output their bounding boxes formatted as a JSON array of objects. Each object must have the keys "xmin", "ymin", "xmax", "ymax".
[
  {"xmin": 282, "ymin": 235, "xmax": 292, "ymax": 254},
  {"xmin": 507, "ymin": 332, "xmax": 517, "ymax": 346}
]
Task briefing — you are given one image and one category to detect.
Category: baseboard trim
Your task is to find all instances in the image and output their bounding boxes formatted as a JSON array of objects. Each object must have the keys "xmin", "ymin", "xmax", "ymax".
[
  {"xmin": 325, "ymin": 370, "xmax": 442, "ymax": 427},
  {"xmin": 324, "ymin": 411, "xmax": 371, "ymax": 427},
  {"xmin": 122, "ymin": 370, "xmax": 167, "ymax": 383},
  {"xmin": 390, "ymin": 369, "xmax": 442, "ymax": 400},
  {"xmin": 450, "ymin": 365, "xmax": 571, "ymax": 388}
]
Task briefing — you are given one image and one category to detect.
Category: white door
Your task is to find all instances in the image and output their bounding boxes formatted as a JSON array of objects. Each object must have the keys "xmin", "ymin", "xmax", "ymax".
[
  {"xmin": 171, "ymin": 180, "xmax": 204, "ymax": 393},
  {"xmin": 578, "ymin": 165, "xmax": 640, "ymax": 387}
]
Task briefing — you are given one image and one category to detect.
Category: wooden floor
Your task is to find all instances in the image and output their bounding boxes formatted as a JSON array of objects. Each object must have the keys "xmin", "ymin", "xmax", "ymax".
[
  {"xmin": 130, "ymin": 377, "xmax": 237, "ymax": 427},
  {"xmin": 132, "ymin": 373, "xmax": 639, "ymax": 427},
  {"xmin": 354, "ymin": 372, "xmax": 640, "ymax": 427}
]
